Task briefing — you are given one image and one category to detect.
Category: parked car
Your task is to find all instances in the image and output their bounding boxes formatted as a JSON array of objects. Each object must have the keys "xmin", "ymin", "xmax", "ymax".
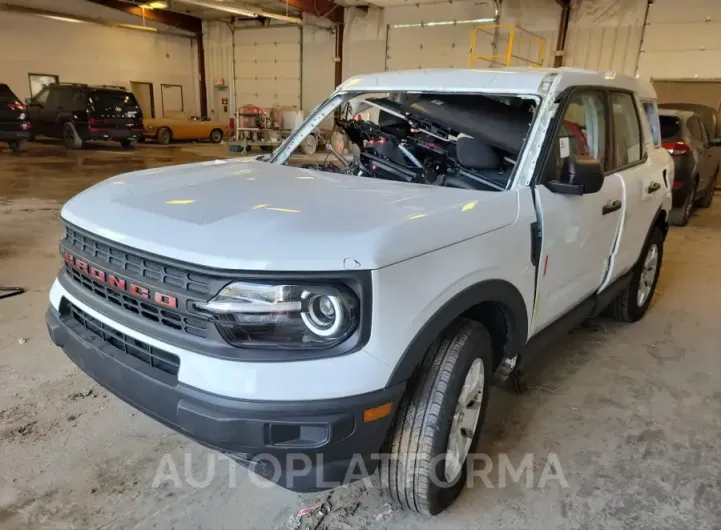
[
  {"xmin": 46, "ymin": 68, "xmax": 672, "ymax": 516},
  {"xmin": 0, "ymin": 83, "xmax": 32, "ymax": 152},
  {"xmin": 143, "ymin": 113, "xmax": 227, "ymax": 145},
  {"xmin": 659, "ymin": 108, "xmax": 720, "ymax": 225},
  {"xmin": 659, "ymin": 102, "xmax": 718, "ymax": 139},
  {"xmin": 26, "ymin": 83, "xmax": 143, "ymax": 149}
]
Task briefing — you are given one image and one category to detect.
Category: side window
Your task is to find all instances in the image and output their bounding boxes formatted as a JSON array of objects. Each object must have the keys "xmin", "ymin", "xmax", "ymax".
[
  {"xmin": 642, "ymin": 101, "xmax": 661, "ymax": 147},
  {"xmin": 544, "ymin": 90, "xmax": 607, "ymax": 182},
  {"xmin": 699, "ymin": 117, "xmax": 710, "ymax": 145},
  {"xmin": 45, "ymin": 87, "xmax": 61, "ymax": 108},
  {"xmin": 688, "ymin": 117, "xmax": 706, "ymax": 144},
  {"xmin": 610, "ymin": 92, "xmax": 643, "ymax": 169},
  {"xmin": 33, "ymin": 87, "xmax": 50, "ymax": 105}
]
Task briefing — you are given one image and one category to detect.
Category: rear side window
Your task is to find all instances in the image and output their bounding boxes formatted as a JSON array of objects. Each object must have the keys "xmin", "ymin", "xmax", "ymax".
[
  {"xmin": 641, "ymin": 101, "xmax": 661, "ymax": 147},
  {"xmin": 687, "ymin": 117, "xmax": 705, "ymax": 143},
  {"xmin": 89, "ymin": 91, "xmax": 139, "ymax": 109},
  {"xmin": 660, "ymin": 116, "xmax": 680, "ymax": 140},
  {"xmin": 610, "ymin": 92, "xmax": 643, "ymax": 169}
]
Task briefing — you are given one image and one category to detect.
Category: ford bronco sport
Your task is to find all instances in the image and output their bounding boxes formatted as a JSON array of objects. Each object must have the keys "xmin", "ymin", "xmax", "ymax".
[{"xmin": 47, "ymin": 68, "xmax": 672, "ymax": 515}]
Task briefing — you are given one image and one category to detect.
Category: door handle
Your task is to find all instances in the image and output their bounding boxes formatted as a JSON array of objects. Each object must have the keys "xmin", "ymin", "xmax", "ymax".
[
  {"xmin": 647, "ymin": 181, "xmax": 661, "ymax": 193},
  {"xmin": 602, "ymin": 200, "xmax": 622, "ymax": 215}
]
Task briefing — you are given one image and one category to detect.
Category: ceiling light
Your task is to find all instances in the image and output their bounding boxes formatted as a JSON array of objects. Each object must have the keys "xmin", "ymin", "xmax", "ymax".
[
  {"xmin": 142, "ymin": 1, "xmax": 169, "ymax": 8},
  {"xmin": 38, "ymin": 14, "xmax": 85, "ymax": 23},
  {"xmin": 172, "ymin": 0, "xmax": 258, "ymax": 18},
  {"xmin": 391, "ymin": 17, "xmax": 495, "ymax": 29},
  {"xmin": 116, "ymin": 23, "xmax": 158, "ymax": 31}
]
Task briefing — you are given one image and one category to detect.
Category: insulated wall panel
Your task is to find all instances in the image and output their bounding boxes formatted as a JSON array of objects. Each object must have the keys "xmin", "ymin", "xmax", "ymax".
[
  {"xmin": 638, "ymin": 0, "xmax": 721, "ymax": 79},
  {"xmin": 234, "ymin": 26, "xmax": 301, "ymax": 108}
]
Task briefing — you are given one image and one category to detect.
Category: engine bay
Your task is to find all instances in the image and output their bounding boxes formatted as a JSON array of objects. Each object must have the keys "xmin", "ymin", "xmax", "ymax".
[{"xmin": 301, "ymin": 93, "xmax": 536, "ymax": 191}]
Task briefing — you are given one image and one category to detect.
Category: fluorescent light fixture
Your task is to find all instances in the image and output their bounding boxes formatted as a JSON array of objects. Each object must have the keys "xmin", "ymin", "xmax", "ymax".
[
  {"xmin": 172, "ymin": 0, "xmax": 258, "ymax": 18},
  {"xmin": 142, "ymin": 1, "xmax": 169, "ymax": 8},
  {"xmin": 391, "ymin": 17, "xmax": 495, "ymax": 29},
  {"xmin": 172, "ymin": 0, "xmax": 302, "ymax": 23},
  {"xmin": 116, "ymin": 23, "xmax": 158, "ymax": 31},
  {"xmin": 38, "ymin": 14, "xmax": 86, "ymax": 23}
]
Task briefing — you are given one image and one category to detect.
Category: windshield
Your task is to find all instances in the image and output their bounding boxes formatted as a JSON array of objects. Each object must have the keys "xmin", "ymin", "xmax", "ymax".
[{"xmin": 271, "ymin": 91, "xmax": 538, "ymax": 192}]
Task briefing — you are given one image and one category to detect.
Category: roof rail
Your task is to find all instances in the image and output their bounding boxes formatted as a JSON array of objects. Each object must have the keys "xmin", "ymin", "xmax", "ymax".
[
  {"xmin": 93, "ymin": 84, "xmax": 127, "ymax": 90},
  {"xmin": 51, "ymin": 82, "xmax": 89, "ymax": 87}
]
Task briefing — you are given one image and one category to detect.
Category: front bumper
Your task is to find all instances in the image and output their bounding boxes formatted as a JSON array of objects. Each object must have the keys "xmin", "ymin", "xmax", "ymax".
[{"xmin": 46, "ymin": 306, "xmax": 403, "ymax": 492}]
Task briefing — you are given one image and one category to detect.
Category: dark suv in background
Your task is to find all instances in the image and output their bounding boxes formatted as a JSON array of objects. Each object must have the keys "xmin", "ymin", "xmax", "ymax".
[
  {"xmin": 0, "ymin": 83, "xmax": 32, "ymax": 153},
  {"xmin": 659, "ymin": 108, "xmax": 720, "ymax": 226},
  {"xmin": 27, "ymin": 83, "xmax": 143, "ymax": 149}
]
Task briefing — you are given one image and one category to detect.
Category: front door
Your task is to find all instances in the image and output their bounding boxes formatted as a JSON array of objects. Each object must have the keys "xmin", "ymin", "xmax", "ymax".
[{"xmin": 531, "ymin": 89, "xmax": 624, "ymax": 334}]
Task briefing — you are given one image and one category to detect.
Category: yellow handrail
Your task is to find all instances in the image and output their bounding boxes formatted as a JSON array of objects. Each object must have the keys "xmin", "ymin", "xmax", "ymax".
[{"xmin": 468, "ymin": 24, "xmax": 546, "ymax": 68}]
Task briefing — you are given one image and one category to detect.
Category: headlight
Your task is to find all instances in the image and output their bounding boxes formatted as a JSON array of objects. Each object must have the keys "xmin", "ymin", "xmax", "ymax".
[{"xmin": 194, "ymin": 281, "xmax": 360, "ymax": 349}]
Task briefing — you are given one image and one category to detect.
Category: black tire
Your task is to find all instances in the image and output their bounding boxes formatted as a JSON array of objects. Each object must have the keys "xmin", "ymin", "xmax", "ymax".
[
  {"xmin": 62, "ymin": 122, "xmax": 83, "ymax": 149},
  {"xmin": 698, "ymin": 172, "xmax": 718, "ymax": 208},
  {"xmin": 380, "ymin": 319, "xmax": 493, "ymax": 515},
  {"xmin": 156, "ymin": 127, "xmax": 172, "ymax": 145},
  {"xmin": 7, "ymin": 139, "xmax": 27, "ymax": 153},
  {"xmin": 669, "ymin": 182, "xmax": 696, "ymax": 226},
  {"xmin": 608, "ymin": 226, "xmax": 664, "ymax": 322},
  {"xmin": 120, "ymin": 139, "xmax": 137, "ymax": 150},
  {"xmin": 209, "ymin": 129, "xmax": 223, "ymax": 144}
]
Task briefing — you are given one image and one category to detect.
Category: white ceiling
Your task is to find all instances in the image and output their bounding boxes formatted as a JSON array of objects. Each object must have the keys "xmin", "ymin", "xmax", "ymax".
[{"xmin": 334, "ymin": 0, "xmax": 491, "ymax": 7}]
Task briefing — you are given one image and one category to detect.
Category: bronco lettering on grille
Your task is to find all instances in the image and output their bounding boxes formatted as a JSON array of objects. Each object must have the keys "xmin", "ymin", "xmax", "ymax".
[{"xmin": 63, "ymin": 251, "xmax": 178, "ymax": 309}]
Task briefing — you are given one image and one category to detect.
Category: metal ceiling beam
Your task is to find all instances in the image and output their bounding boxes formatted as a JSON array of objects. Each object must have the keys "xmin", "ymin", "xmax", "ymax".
[{"xmin": 85, "ymin": 0, "xmax": 202, "ymax": 32}]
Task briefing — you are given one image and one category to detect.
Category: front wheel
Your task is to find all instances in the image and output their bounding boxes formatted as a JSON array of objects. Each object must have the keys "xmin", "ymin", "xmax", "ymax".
[
  {"xmin": 7, "ymin": 139, "xmax": 28, "ymax": 153},
  {"xmin": 156, "ymin": 127, "xmax": 172, "ymax": 145},
  {"xmin": 609, "ymin": 226, "xmax": 664, "ymax": 322},
  {"xmin": 380, "ymin": 319, "xmax": 493, "ymax": 515}
]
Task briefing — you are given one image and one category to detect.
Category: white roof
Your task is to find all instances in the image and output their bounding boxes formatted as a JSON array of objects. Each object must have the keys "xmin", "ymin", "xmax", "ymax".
[{"xmin": 338, "ymin": 67, "xmax": 656, "ymax": 99}]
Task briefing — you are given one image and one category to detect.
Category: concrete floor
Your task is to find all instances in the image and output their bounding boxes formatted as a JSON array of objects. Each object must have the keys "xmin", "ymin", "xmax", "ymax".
[{"xmin": 1, "ymin": 140, "xmax": 720, "ymax": 530}]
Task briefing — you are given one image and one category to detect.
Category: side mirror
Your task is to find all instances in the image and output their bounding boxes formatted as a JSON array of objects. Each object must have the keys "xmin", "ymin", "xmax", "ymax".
[
  {"xmin": 547, "ymin": 156, "xmax": 604, "ymax": 195},
  {"xmin": 710, "ymin": 137, "xmax": 721, "ymax": 147}
]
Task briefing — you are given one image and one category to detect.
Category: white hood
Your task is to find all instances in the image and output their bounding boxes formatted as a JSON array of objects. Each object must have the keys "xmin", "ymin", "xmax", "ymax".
[{"xmin": 61, "ymin": 159, "xmax": 520, "ymax": 271}]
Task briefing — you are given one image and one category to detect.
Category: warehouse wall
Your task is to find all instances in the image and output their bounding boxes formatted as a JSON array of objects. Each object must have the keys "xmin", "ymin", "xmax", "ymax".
[
  {"xmin": 343, "ymin": 0, "xmax": 561, "ymax": 78},
  {"xmin": 0, "ymin": 3, "xmax": 199, "ymax": 116},
  {"xmin": 204, "ymin": 16, "xmax": 336, "ymax": 120},
  {"xmin": 638, "ymin": 0, "xmax": 721, "ymax": 80},
  {"xmin": 563, "ymin": 0, "xmax": 647, "ymax": 76}
]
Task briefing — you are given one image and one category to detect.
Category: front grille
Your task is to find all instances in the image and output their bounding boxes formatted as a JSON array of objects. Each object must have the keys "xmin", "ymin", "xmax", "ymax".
[
  {"xmin": 66, "ymin": 265, "xmax": 209, "ymax": 339},
  {"xmin": 66, "ymin": 301, "xmax": 180, "ymax": 377},
  {"xmin": 63, "ymin": 226, "xmax": 212, "ymax": 295}
]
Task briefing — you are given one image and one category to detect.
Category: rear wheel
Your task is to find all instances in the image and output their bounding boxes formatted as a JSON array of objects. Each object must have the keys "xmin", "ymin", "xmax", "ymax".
[
  {"xmin": 380, "ymin": 319, "xmax": 493, "ymax": 515},
  {"xmin": 7, "ymin": 139, "xmax": 27, "ymax": 153},
  {"xmin": 209, "ymin": 129, "xmax": 223, "ymax": 143},
  {"xmin": 608, "ymin": 227, "xmax": 664, "ymax": 322},
  {"xmin": 670, "ymin": 183, "xmax": 696, "ymax": 226},
  {"xmin": 62, "ymin": 122, "xmax": 83, "ymax": 149},
  {"xmin": 698, "ymin": 172, "xmax": 718, "ymax": 208},
  {"xmin": 156, "ymin": 127, "xmax": 172, "ymax": 145},
  {"xmin": 120, "ymin": 139, "xmax": 137, "ymax": 150}
]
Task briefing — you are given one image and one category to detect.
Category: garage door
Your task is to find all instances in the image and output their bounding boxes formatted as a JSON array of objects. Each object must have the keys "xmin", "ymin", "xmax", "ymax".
[
  {"xmin": 234, "ymin": 26, "xmax": 301, "ymax": 108},
  {"xmin": 386, "ymin": 23, "xmax": 494, "ymax": 70},
  {"xmin": 638, "ymin": 0, "xmax": 721, "ymax": 79}
]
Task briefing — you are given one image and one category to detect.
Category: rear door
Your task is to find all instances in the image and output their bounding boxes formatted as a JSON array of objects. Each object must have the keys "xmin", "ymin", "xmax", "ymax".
[
  {"xmin": 603, "ymin": 92, "xmax": 667, "ymax": 287},
  {"xmin": 88, "ymin": 90, "xmax": 142, "ymax": 130},
  {"xmin": 531, "ymin": 89, "xmax": 625, "ymax": 334},
  {"xmin": 0, "ymin": 84, "xmax": 24, "ymax": 132},
  {"xmin": 689, "ymin": 116, "xmax": 716, "ymax": 192}
]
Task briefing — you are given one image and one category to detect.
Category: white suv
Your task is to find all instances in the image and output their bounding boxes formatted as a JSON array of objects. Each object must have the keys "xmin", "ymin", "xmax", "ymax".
[{"xmin": 47, "ymin": 68, "xmax": 672, "ymax": 515}]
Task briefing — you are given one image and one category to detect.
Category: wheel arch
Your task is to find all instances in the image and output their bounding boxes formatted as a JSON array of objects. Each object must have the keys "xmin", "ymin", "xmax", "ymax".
[{"xmin": 386, "ymin": 279, "xmax": 529, "ymax": 387}]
